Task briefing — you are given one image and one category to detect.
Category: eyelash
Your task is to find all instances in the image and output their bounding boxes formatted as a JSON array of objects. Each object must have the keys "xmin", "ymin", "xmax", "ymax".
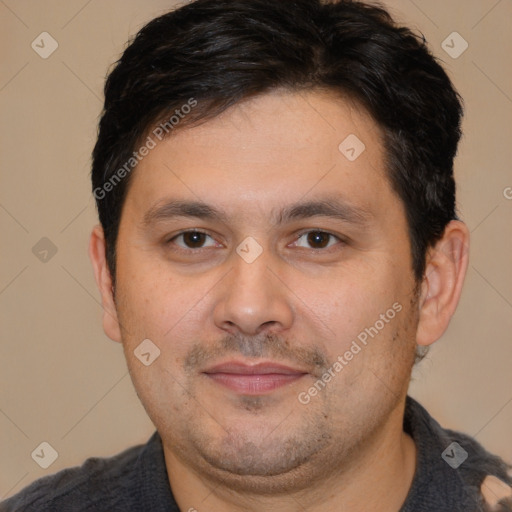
[{"xmin": 166, "ymin": 229, "xmax": 345, "ymax": 252}]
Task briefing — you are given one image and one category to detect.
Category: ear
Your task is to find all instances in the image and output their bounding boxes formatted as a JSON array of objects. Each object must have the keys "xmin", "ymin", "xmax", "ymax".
[
  {"xmin": 88, "ymin": 225, "xmax": 122, "ymax": 343},
  {"xmin": 416, "ymin": 220, "xmax": 470, "ymax": 347}
]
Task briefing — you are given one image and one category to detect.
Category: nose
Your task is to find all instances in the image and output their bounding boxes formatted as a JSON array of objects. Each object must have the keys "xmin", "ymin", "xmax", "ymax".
[{"xmin": 213, "ymin": 248, "xmax": 294, "ymax": 336}]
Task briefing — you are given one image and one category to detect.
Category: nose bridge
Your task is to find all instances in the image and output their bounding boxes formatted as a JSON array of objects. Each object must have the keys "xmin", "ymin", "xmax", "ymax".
[
  {"xmin": 213, "ymin": 241, "xmax": 294, "ymax": 335},
  {"xmin": 231, "ymin": 252, "xmax": 268, "ymax": 301}
]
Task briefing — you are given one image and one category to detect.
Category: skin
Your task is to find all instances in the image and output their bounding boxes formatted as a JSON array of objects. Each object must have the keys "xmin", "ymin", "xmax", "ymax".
[{"xmin": 89, "ymin": 89, "xmax": 470, "ymax": 511}]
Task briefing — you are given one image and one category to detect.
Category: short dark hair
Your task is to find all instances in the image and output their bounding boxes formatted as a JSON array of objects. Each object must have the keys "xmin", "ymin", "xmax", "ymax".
[{"xmin": 91, "ymin": 0, "xmax": 463, "ymax": 286}]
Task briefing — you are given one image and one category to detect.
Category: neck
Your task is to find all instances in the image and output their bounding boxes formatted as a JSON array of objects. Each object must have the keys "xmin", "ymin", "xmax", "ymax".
[{"xmin": 163, "ymin": 400, "xmax": 417, "ymax": 512}]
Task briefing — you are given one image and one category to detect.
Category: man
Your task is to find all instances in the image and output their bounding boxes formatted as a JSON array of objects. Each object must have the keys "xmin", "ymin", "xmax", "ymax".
[{"xmin": 2, "ymin": 0, "xmax": 510, "ymax": 510}]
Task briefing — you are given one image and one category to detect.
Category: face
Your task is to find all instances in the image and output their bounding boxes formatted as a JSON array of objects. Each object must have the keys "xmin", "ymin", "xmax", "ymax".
[{"xmin": 108, "ymin": 90, "xmax": 421, "ymax": 491}]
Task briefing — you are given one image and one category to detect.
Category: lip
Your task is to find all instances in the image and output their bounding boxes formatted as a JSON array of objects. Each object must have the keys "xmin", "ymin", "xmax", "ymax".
[{"xmin": 203, "ymin": 360, "xmax": 308, "ymax": 395}]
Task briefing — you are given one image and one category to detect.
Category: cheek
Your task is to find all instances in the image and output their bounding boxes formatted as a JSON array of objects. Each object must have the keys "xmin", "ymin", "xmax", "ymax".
[
  {"xmin": 295, "ymin": 262, "xmax": 401, "ymax": 343},
  {"xmin": 115, "ymin": 255, "xmax": 214, "ymax": 359},
  {"xmin": 115, "ymin": 255, "xmax": 177, "ymax": 340}
]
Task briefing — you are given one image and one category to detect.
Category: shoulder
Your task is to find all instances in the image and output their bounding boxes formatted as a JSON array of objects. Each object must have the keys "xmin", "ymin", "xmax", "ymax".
[
  {"xmin": 0, "ymin": 439, "xmax": 149, "ymax": 512},
  {"xmin": 404, "ymin": 396, "xmax": 512, "ymax": 511},
  {"xmin": 447, "ymin": 428, "xmax": 512, "ymax": 511}
]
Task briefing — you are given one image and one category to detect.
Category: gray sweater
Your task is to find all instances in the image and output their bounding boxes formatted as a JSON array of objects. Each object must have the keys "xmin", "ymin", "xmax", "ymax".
[{"xmin": 1, "ymin": 396, "xmax": 511, "ymax": 511}]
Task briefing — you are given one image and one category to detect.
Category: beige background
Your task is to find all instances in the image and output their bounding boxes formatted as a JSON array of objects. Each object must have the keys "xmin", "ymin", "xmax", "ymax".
[{"xmin": 1, "ymin": 0, "xmax": 511, "ymax": 499}]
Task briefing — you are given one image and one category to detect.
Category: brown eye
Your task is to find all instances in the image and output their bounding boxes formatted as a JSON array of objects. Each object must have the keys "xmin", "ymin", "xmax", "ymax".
[
  {"xmin": 295, "ymin": 230, "xmax": 340, "ymax": 250},
  {"xmin": 307, "ymin": 231, "xmax": 331, "ymax": 249},
  {"xmin": 171, "ymin": 231, "xmax": 216, "ymax": 249}
]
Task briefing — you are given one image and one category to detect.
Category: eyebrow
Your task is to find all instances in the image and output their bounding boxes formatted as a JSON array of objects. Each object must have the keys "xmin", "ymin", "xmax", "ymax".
[{"xmin": 142, "ymin": 196, "xmax": 374, "ymax": 228}]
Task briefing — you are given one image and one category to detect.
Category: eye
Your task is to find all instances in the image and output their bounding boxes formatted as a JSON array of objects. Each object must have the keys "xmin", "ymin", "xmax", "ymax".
[
  {"xmin": 169, "ymin": 230, "xmax": 219, "ymax": 250},
  {"xmin": 292, "ymin": 230, "xmax": 342, "ymax": 250}
]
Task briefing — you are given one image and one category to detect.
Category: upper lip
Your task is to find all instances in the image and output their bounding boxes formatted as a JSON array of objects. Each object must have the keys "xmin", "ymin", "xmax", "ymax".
[{"xmin": 203, "ymin": 360, "xmax": 308, "ymax": 375}]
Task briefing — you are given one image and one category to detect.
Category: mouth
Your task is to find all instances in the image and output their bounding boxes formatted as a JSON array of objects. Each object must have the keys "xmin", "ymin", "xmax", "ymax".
[{"xmin": 202, "ymin": 360, "xmax": 308, "ymax": 395}]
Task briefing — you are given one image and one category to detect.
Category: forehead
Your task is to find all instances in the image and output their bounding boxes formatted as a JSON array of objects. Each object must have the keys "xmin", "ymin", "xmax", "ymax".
[{"xmin": 124, "ymin": 90, "xmax": 397, "ymax": 224}]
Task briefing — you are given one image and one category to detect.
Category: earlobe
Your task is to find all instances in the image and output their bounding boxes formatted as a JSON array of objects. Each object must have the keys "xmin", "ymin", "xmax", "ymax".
[
  {"xmin": 88, "ymin": 225, "xmax": 123, "ymax": 343},
  {"xmin": 416, "ymin": 220, "xmax": 470, "ymax": 347}
]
